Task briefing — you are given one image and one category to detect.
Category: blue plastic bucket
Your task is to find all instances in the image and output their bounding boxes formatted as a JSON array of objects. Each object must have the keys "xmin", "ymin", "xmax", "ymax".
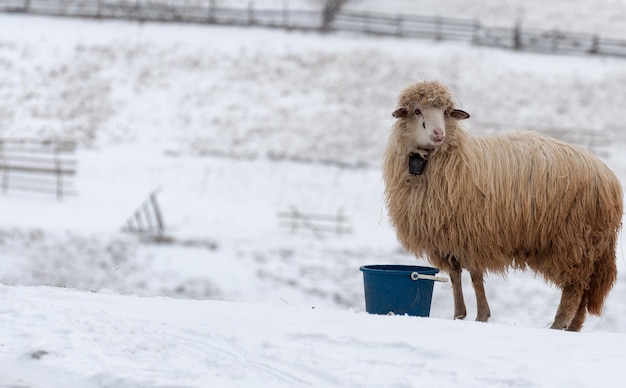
[{"xmin": 360, "ymin": 265, "xmax": 440, "ymax": 317}]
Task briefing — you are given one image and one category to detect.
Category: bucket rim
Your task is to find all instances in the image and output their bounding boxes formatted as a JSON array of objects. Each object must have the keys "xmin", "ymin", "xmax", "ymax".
[{"xmin": 359, "ymin": 264, "xmax": 439, "ymax": 275}]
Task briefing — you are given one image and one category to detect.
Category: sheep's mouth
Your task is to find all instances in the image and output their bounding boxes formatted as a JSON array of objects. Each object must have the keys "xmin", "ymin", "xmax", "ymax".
[{"xmin": 430, "ymin": 135, "xmax": 444, "ymax": 144}]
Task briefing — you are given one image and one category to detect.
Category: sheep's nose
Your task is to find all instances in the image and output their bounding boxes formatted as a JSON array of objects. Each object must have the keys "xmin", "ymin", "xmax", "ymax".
[{"xmin": 431, "ymin": 128, "xmax": 445, "ymax": 142}]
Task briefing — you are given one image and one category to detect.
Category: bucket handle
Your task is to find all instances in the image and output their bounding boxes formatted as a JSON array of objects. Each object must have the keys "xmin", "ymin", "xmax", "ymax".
[{"xmin": 411, "ymin": 272, "xmax": 449, "ymax": 282}]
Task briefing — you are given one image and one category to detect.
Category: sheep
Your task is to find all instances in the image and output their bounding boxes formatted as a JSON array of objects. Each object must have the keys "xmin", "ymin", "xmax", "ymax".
[{"xmin": 383, "ymin": 81, "xmax": 623, "ymax": 331}]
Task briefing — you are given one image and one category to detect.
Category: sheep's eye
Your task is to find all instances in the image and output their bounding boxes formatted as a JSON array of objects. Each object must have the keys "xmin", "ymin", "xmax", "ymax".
[{"xmin": 414, "ymin": 108, "xmax": 422, "ymax": 115}]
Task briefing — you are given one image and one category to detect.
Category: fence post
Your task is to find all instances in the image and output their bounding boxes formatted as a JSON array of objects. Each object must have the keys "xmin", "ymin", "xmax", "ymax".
[
  {"xmin": 551, "ymin": 30, "xmax": 559, "ymax": 53},
  {"xmin": 143, "ymin": 202, "xmax": 155, "ymax": 231},
  {"xmin": 289, "ymin": 206, "xmax": 299, "ymax": 233},
  {"xmin": 322, "ymin": 0, "xmax": 342, "ymax": 32},
  {"xmin": 2, "ymin": 163, "xmax": 7, "ymax": 194},
  {"xmin": 135, "ymin": 0, "xmax": 141, "ymax": 21},
  {"xmin": 435, "ymin": 16, "xmax": 442, "ymax": 40},
  {"xmin": 207, "ymin": 0, "xmax": 215, "ymax": 23},
  {"xmin": 134, "ymin": 210, "xmax": 145, "ymax": 231},
  {"xmin": 363, "ymin": 11, "xmax": 369, "ymax": 33},
  {"xmin": 0, "ymin": 141, "xmax": 6, "ymax": 195},
  {"xmin": 513, "ymin": 21, "xmax": 522, "ymax": 50},
  {"xmin": 336, "ymin": 208, "xmax": 344, "ymax": 235},
  {"xmin": 472, "ymin": 19, "xmax": 480, "ymax": 44},
  {"xmin": 54, "ymin": 147, "xmax": 63, "ymax": 200},
  {"xmin": 395, "ymin": 14, "xmax": 403, "ymax": 37},
  {"xmin": 321, "ymin": 4, "xmax": 330, "ymax": 31},
  {"xmin": 283, "ymin": 1, "xmax": 289, "ymax": 28},
  {"xmin": 589, "ymin": 35, "xmax": 599, "ymax": 54},
  {"xmin": 248, "ymin": 0, "xmax": 254, "ymax": 25},
  {"xmin": 150, "ymin": 191, "xmax": 165, "ymax": 234}
]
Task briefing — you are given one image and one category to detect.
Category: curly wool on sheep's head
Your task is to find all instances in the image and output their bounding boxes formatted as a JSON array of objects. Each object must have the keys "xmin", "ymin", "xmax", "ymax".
[
  {"xmin": 396, "ymin": 81, "xmax": 458, "ymax": 111},
  {"xmin": 390, "ymin": 81, "xmax": 469, "ymax": 154}
]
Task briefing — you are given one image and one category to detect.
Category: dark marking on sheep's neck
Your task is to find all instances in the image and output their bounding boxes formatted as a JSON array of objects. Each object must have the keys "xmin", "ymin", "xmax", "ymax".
[{"xmin": 409, "ymin": 153, "xmax": 428, "ymax": 175}]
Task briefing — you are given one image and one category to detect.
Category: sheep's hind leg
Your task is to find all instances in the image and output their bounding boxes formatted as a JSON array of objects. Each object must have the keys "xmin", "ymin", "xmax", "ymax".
[
  {"xmin": 566, "ymin": 294, "xmax": 588, "ymax": 332},
  {"xmin": 448, "ymin": 256, "xmax": 467, "ymax": 320},
  {"xmin": 551, "ymin": 284, "xmax": 585, "ymax": 330},
  {"xmin": 470, "ymin": 270, "xmax": 491, "ymax": 322}
]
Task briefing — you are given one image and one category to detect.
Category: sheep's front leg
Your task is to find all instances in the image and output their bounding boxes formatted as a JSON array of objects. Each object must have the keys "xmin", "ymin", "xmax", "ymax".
[
  {"xmin": 470, "ymin": 270, "xmax": 491, "ymax": 322},
  {"xmin": 448, "ymin": 256, "xmax": 467, "ymax": 320}
]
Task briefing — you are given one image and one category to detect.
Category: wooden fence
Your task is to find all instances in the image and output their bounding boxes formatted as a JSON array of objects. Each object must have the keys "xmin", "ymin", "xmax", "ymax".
[
  {"xmin": 123, "ymin": 188, "xmax": 165, "ymax": 236},
  {"xmin": 0, "ymin": 0, "xmax": 325, "ymax": 29},
  {"xmin": 0, "ymin": 139, "xmax": 77, "ymax": 200},
  {"xmin": 3, "ymin": 0, "xmax": 626, "ymax": 59},
  {"xmin": 277, "ymin": 206, "xmax": 351, "ymax": 239},
  {"xmin": 332, "ymin": 10, "xmax": 626, "ymax": 57}
]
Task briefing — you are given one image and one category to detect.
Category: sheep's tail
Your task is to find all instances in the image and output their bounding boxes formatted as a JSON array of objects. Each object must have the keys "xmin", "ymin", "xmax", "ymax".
[{"xmin": 586, "ymin": 232, "xmax": 618, "ymax": 316}]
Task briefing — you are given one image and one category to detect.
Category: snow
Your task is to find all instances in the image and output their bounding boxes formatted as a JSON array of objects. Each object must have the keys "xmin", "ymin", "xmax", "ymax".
[
  {"xmin": 3, "ymin": 285, "xmax": 626, "ymax": 388},
  {"xmin": 1, "ymin": 5, "xmax": 626, "ymax": 387}
]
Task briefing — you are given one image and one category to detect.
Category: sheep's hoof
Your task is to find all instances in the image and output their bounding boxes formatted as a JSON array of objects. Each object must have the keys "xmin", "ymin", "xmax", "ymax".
[{"xmin": 550, "ymin": 322, "xmax": 568, "ymax": 330}]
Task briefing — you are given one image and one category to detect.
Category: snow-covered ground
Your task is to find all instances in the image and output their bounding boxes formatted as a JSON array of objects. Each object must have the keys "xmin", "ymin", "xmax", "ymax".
[
  {"xmin": 1, "ymin": 7, "xmax": 626, "ymax": 387},
  {"xmin": 4, "ymin": 285, "xmax": 626, "ymax": 388}
]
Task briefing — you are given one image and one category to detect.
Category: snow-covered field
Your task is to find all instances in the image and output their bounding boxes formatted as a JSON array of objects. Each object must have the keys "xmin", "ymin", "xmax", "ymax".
[
  {"xmin": 2, "ymin": 5, "xmax": 626, "ymax": 387},
  {"xmin": 4, "ymin": 285, "xmax": 626, "ymax": 387}
]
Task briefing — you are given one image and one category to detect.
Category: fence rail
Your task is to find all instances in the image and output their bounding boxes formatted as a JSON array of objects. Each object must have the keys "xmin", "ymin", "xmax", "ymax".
[
  {"xmin": 278, "ymin": 206, "xmax": 351, "ymax": 239},
  {"xmin": 2, "ymin": 0, "xmax": 626, "ymax": 59},
  {"xmin": 333, "ymin": 10, "xmax": 479, "ymax": 42},
  {"xmin": 0, "ymin": 138, "xmax": 77, "ymax": 200},
  {"xmin": 1, "ymin": 0, "xmax": 325, "ymax": 29}
]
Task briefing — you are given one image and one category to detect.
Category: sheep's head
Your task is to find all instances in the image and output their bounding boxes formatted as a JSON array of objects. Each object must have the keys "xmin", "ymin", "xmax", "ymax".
[{"xmin": 392, "ymin": 81, "xmax": 469, "ymax": 152}]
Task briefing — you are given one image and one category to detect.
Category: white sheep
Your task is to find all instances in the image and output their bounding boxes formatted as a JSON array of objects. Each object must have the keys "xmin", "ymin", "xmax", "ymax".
[{"xmin": 383, "ymin": 80, "xmax": 623, "ymax": 331}]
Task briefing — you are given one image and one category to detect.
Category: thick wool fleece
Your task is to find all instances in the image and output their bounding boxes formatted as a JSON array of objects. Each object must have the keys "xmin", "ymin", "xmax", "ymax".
[{"xmin": 384, "ymin": 83, "xmax": 622, "ymax": 316}]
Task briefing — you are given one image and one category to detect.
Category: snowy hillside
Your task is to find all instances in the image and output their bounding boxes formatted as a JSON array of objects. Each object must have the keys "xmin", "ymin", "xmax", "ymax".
[
  {"xmin": 1, "ymin": 6, "xmax": 626, "ymax": 387},
  {"xmin": 2, "ymin": 13, "xmax": 626, "ymax": 163}
]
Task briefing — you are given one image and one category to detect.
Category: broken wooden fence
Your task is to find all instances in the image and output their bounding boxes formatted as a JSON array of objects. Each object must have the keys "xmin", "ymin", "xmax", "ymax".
[{"xmin": 123, "ymin": 188, "xmax": 165, "ymax": 236}]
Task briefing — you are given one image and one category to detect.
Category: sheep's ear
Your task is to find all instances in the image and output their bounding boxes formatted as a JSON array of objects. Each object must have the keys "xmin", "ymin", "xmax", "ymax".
[
  {"xmin": 392, "ymin": 108, "xmax": 408, "ymax": 118},
  {"xmin": 450, "ymin": 109, "xmax": 470, "ymax": 120}
]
